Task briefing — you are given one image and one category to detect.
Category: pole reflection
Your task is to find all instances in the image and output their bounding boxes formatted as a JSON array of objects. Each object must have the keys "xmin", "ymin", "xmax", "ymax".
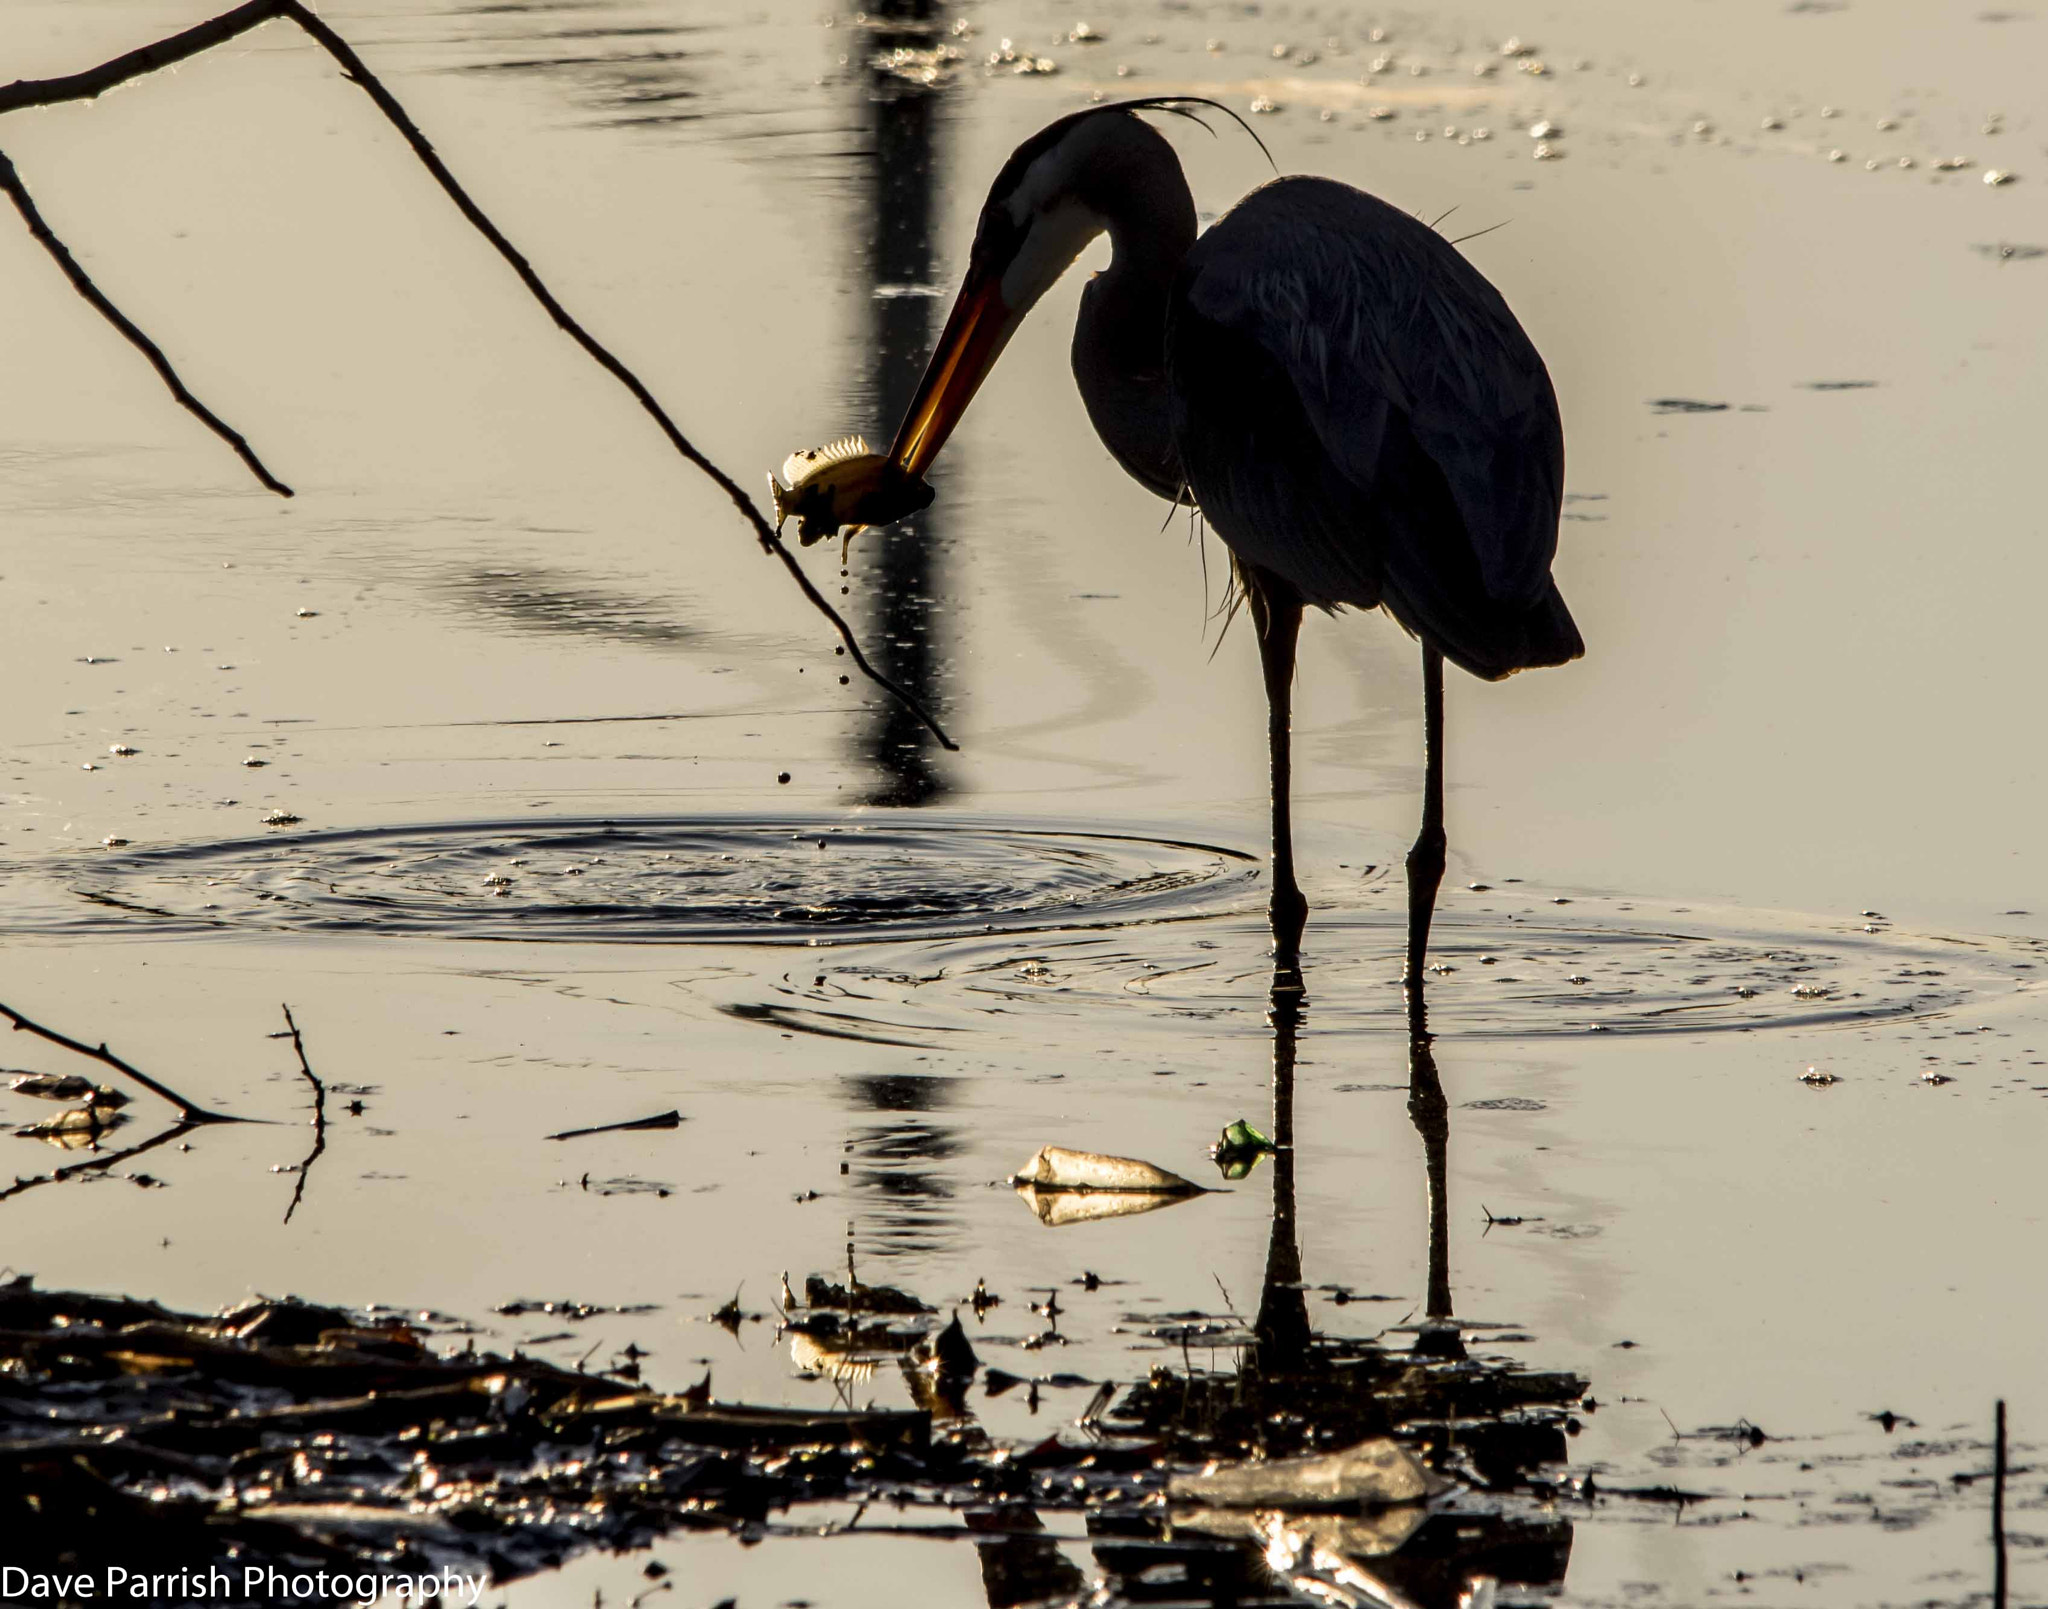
[{"xmin": 853, "ymin": 0, "xmax": 952, "ymax": 806}]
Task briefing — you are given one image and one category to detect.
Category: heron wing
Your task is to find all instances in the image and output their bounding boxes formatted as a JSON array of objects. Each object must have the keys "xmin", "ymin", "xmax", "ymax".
[{"xmin": 1167, "ymin": 177, "xmax": 1575, "ymax": 671}]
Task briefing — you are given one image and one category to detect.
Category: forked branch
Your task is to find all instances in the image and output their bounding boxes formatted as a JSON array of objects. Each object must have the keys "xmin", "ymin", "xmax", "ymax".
[{"xmin": 0, "ymin": 2, "xmax": 955, "ymax": 751}]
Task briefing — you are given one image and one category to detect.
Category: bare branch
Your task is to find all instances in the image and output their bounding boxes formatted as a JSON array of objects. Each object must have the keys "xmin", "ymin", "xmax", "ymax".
[
  {"xmin": 275, "ymin": 1004, "xmax": 326, "ymax": 1224},
  {"xmin": 0, "ymin": 2, "xmax": 957, "ymax": 751},
  {"xmin": 0, "ymin": 1000, "xmax": 244, "ymax": 1125},
  {"xmin": 0, "ymin": 146, "xmax": 293, "ymax": 497}
]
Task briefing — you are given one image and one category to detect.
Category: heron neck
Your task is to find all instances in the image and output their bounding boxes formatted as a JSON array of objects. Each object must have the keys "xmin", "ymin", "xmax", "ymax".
[{"xmin": 1072, "ymin": 209, "xmax": 1192, "ymax": 500}]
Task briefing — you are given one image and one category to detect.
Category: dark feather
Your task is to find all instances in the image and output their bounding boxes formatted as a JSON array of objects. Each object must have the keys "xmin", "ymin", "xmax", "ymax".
[{"xmin": 1165, "ymin": 176, "xmax": 1580, "ymax": 677}]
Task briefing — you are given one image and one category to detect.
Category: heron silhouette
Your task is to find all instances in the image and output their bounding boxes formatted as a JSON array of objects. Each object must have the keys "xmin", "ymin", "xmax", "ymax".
[{"xmin": 888, "ymin": 101, "xmax": 1583, "ymax": 980}]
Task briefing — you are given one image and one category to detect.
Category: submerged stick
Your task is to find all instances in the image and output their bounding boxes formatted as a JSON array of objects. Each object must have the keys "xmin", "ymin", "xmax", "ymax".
[
  {"xmin": 0, "ymin": 1000, "xmax": 243, "ymax": 1125},
  {"xmin": 546, "ymin": 1109, "xmax": 682, "ymax": 1142},
  {"xmin": 275, "ymin": 1004, "xmax": 326, "ymax": 1224},
  {"xmin": 0, "ymin": 148, "xmax": 292, "ymax": 497},
  {"xmin": 0, "ymin": 3, "xmax": 956, "ymax": 751}
]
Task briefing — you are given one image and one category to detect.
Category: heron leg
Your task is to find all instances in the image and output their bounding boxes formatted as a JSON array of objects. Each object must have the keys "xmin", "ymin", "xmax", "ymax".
[
  {"xmin": 1249, "ymin": 572, "xmax": 1308, "ymax": 981},
  {"xmin": 1403, "ymin": 644, "xmax": 1447, "ymax": 1000}
]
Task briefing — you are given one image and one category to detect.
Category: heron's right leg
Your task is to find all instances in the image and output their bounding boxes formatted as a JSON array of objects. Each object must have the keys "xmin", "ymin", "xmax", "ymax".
[
  {"xmin": 1249, "ymin": 573, "xmax": 1308, "ymax": 980},
  {"xmin": 1403, "ymin": 644, "xmax": 1448, "ymax": 999}
]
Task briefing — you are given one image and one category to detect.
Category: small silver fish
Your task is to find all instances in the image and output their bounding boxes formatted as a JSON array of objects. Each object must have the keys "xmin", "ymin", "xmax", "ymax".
[{"xmin": 768, "ymin": 435, "xmax": 934, "ymax": 547}]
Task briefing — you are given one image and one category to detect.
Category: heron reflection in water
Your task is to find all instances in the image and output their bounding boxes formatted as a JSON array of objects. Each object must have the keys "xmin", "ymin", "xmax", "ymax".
[{"xmin": 884, "ymin": 100, "xmax": 1583, "ymax": 977}]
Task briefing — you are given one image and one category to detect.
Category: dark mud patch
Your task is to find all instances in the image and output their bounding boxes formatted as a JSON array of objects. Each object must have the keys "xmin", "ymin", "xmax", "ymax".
[{"xmin": 12, "ymin": 817, "xmax": 1257, "ymax": 944}]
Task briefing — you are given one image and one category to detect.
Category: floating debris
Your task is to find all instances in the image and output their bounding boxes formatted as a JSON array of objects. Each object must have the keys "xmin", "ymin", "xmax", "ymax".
[
  {"xmin": 1210, "ymin": 1117, "xmax": 1277, "ymax": 1180},
  {"xmin": 1534, "ymin": 141, "xmax": 1562, "ymax": 160},
  {"xmin": 99, "ymin": 835, "xmax": 128, "ymax": 848},
  {"xmin": 1933, "ymin": 156, "xmax": 1974, "ymax": 171},
  {"xmin": 1529, "ymin": 119, "xmax": 1561, "ymax": 138},
  {"xmin": 108, "ymin": 743, "xmax": 137, "ymax": 757},
  {"xmin": 9, "ymin": 1073, "xmax": 126, "ymax": 1105},
  {"xmin": 1172, "ymin": 1437, "xmax": 1444, "ymax": 1507},
  {"xmin": 1801, "ymin": 1066, "xmax": 1840, "ymax": 1086},
  {"xmin": 1985, "ymin": 169, "xmax": 2016, "ymax": 186},
  {"xmin": 263, "ymin": 809, "xmax": 302, "ymax": 826},
  {"xmin": 1013, "ymin": 1144, "xmax": 1198, "ymax": 1193},
  {"xmin": 1068, "ymin": 22, "xmax": 1103, "ymax": 44},
  {"xmin": 1250, "ymin": 96, "xmax": 1281, "ymax": 114},
  {"xmin": 1650, "ymin": 398, "xmax": 1730, "ymax": 414}
]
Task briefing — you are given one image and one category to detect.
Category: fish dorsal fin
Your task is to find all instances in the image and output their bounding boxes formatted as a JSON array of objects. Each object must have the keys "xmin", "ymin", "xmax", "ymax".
[{"xmin": 780, "ymin": 434, "xmax": 871, "ymax": 487}]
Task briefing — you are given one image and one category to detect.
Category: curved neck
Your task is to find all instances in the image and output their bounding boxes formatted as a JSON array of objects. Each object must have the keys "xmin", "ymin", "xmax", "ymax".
[{"xmin": 1072, "ymin": 174, "xmax": 1195, "ymax": 500}]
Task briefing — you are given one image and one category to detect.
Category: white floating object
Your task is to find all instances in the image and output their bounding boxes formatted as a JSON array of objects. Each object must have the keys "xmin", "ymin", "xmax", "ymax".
[
  {"xmin": 1985, "ymin": 169, "xmax": 2015, "ymax": 186},
  {"xmin": 264, "ymin": 809, "xmax": 303, "ymax": 826},
  {"xmin": 1172, "ymin": 1439, "xmax": 1446, "ymax": 1507},
  {"xmin": 1011, "ymin": 1145, "xmax": 1196, "ymax": 1193}
]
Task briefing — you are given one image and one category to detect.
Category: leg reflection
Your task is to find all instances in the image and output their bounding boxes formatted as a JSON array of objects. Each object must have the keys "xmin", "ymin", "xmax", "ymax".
[{"xmin": 1253, "ymin": 974, "xmax": 1311, "ymax": 1370}]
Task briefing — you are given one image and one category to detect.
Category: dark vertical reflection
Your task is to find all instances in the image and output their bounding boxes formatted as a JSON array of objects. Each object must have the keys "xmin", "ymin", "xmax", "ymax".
[
  {"xmin": 1253, "ymin": 983, "xmax": 1312, "ymax": 1369},
  {"xmin": 854, "ymin": 0, "xmax": 953, "ymax": 806},
  {"xmin": 842, "ymin": 1071, "xmax": 959, "ymax": 1258},
  {"xmin": 1406, "ymin": 978, "xmax": 1465, "ymax": 1360}
]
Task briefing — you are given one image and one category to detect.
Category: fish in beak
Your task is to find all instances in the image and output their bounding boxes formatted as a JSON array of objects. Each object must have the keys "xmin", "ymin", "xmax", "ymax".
[{"xmin": 768, "ymin": 434, "xmax": 933, "ymax": 549}]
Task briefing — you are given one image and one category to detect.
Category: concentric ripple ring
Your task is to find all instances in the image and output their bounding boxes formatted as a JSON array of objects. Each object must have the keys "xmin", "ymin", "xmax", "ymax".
[{"xmin": 36, "ymin": 816, "xmax": 1262, "ymax": 944}]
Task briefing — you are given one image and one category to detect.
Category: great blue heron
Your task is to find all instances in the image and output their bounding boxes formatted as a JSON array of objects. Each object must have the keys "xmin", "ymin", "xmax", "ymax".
[{"xmin": 888, "ymin": 101, "xmax": 1583, "ymax": 982}]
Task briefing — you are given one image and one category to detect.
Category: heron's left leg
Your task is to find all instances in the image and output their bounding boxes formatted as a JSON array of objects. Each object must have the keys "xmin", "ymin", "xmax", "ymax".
[
  {"xmin": 1249, "ymin": 571, "xmax": 1308, "ymax": 978},
  {"xmin": 1403, "ymin": 644, "xmax": 1447, "ymax": 994}
]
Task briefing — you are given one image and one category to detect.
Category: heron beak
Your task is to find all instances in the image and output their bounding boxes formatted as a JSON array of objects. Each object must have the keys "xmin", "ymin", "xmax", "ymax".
[{"xmin": 888, "ymin": 265, "xmax": 1015, "ymax": 480}]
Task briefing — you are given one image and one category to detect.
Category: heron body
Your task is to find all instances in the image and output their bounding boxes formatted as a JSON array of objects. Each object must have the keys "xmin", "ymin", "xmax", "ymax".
[{"xmin": 890, "ymin": 103, "xmax": 1583, "ymax": 983}]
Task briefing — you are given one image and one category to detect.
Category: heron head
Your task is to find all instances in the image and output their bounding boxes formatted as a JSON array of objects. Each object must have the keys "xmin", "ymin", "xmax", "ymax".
[{"xmin": 889, "ymin": 106, "xmax": 1193, "ymax": 479}]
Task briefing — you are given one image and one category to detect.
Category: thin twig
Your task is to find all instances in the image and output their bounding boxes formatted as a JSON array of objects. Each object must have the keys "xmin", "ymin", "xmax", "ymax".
[
  {"xmin": 0, "ymin": 3, "xmax": 956, "ymax": 751},
  {"xmin": 0, "ymin": 999, "xmax": 242, "ymax": 1124},
  {"xmin": 275, "ymin": 1004, "xmax": 326, "ymax": 1224},
  {"xmin": 0, "ymin": 1120, "xmax": 198, "ymax": 1205},
  {"xmin": 0, "ymin": 147, "xmax": 291, "ymax": 496}
]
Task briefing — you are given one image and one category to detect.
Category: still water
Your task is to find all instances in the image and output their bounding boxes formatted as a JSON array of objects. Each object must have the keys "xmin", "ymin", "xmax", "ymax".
[{"xmin": 2, "ymin": 0, "xmax": 2045, "ymax": 1601}]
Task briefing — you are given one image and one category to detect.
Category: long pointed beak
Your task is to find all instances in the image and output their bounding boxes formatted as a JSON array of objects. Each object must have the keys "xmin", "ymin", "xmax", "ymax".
[{"xmin": 888, "ymin": 265, "xmax": 1014, "ymax": 479}]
